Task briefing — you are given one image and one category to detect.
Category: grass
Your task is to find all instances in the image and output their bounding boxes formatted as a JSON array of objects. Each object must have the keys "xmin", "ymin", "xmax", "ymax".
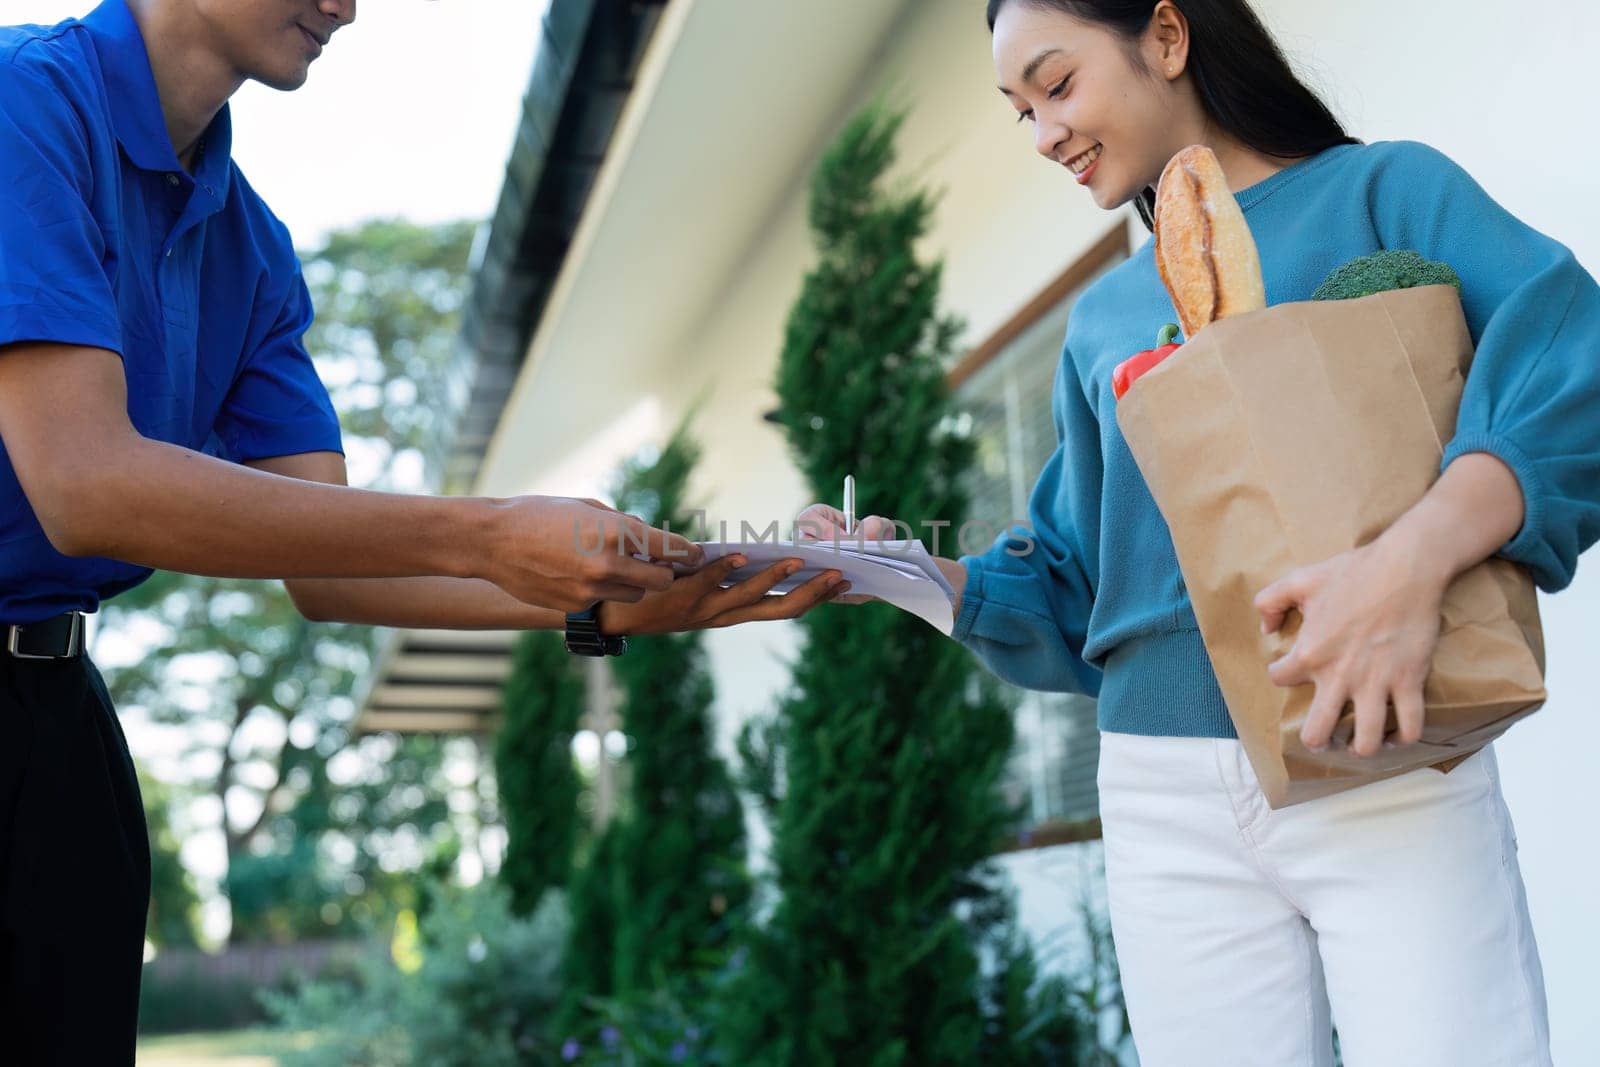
[{"xmin": 136, "ymin": 1028, "xmax": 315, "ymax": 1066}]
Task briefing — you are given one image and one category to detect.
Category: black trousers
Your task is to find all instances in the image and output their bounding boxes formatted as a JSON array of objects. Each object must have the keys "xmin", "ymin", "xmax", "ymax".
[{"xmin": 0, "ymin": 654, "xmax": 149, "ymax": 1065}]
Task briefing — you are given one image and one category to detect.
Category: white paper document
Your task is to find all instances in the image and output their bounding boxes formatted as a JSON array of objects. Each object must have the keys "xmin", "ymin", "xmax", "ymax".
[{"xmin": 694, "ymin": 538, "xmax": 957, "ymax": 635}]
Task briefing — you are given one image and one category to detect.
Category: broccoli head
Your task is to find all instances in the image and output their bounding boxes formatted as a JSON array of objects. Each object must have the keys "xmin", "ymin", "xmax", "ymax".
[{"xmin": 1310, "ymin": 249, "xmax": 1462, "ymax": 301}]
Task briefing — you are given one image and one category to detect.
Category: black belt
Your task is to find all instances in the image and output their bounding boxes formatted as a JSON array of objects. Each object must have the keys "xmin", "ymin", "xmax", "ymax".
[{"xmin": 3, "ymin": 612, "xmax": 87, "ymax": 660}]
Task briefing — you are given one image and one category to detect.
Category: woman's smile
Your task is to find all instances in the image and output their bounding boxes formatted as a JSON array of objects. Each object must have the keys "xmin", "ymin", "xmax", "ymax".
[{"xmin": 1067, "ymin": 143, "xmax": 1103, "ymax": 184}]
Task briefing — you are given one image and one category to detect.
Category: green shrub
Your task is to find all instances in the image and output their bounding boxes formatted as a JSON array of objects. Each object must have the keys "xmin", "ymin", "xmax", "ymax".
[
  {"xmin": 556, "ymin": 980, "xmax": 723, "ymax": 1066},
  {"xmin": 139, "ymin": 966, "xmax": 279, "ymax": 1034},
  {"xmin": 266, "ymin": 883, "xmax": 569, "ymax": 1066}
]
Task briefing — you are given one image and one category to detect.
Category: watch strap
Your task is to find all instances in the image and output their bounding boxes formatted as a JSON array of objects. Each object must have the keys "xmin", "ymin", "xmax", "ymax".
[{"xmin": 564, "ymin": 605, "xmax": 627, "ymax": 657}]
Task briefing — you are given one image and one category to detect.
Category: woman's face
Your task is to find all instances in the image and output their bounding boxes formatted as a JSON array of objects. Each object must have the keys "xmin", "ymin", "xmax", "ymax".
[{"xmin": 992, "ymin": 2, "xmax": 1191, "ymax": 211}]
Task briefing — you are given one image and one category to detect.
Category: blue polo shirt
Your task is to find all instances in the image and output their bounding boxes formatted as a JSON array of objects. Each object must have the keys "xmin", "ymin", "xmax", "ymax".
[{"xmin": 0, "ymin": 0, "xmax": 344, "ymax": 624}]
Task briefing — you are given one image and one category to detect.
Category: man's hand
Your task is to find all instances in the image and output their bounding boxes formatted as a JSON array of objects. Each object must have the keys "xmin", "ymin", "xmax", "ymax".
[
  {"xmin": 480, "ymin": 495, "xmax": 706, "ymax": 613},
  {"xmin": 598, "ymin": 554, "xmax": 850, "ymax": 635}
]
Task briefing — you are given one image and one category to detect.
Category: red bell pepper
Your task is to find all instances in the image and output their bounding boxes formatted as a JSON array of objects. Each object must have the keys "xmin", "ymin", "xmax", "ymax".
[{"xmin": 1112, "ymin": 324, "xmax": 1182, "ymax": 401}]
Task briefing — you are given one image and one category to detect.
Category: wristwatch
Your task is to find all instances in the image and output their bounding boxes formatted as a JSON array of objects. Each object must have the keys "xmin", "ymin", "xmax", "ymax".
[{"xmin": 564, "ymin": 605, "xmax": 627, "ymax": 657}]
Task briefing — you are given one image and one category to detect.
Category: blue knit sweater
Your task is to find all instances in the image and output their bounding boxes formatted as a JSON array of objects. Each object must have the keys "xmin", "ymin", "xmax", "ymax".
[{"xmin": 952, "ymin": 140, "xmax": 1600, "ymax": 739}]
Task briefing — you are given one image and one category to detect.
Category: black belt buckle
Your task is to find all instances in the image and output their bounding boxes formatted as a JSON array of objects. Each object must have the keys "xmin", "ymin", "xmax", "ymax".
[{"xmin": 4, "ymin": 613, "xmax": 86, "ymax": 660}]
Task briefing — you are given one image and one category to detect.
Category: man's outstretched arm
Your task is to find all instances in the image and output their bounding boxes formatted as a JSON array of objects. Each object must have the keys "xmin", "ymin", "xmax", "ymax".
[
  {"xmin": 0, "ymin": 342, "xmax": 697, "ymax": 613},
  {"xmin": 251, "ymin": 453, "xmax": 853, "ymax": 634}
]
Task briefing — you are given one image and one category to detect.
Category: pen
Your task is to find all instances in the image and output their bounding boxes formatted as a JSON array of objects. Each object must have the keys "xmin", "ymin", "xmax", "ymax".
[{"xmin": 843, "ymin": 474, "xmax": 855, "ymax": 536}]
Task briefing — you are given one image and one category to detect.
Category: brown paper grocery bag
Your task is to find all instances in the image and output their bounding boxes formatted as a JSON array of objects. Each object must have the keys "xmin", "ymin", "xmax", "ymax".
[{"xmin": 1116, "ymin": 285, "xmax": 1546, "ymax": 808}]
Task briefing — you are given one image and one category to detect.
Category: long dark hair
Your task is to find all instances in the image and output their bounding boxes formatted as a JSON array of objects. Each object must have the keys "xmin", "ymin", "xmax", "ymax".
[{"xmin": 986, "ymin": 0, "xmax": 1360, "ymax": 230}]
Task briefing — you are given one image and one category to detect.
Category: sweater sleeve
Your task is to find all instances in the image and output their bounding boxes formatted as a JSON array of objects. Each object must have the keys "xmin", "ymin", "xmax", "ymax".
[
  {"xmin": 1377, "ymin": 141, "xmax": 1600, "ymax": 592},
  {"xmin": 951, "ymin": 346, "xmax": 1101, "ymax": 694}
]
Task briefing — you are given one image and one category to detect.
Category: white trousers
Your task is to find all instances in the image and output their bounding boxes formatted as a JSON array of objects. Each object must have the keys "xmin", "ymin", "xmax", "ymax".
[{"xmin": 1097, "ymin": 732, "xmax": 1551, "ymax": 1067}]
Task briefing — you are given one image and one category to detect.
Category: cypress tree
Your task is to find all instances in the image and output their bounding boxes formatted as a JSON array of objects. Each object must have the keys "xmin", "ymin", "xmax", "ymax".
[
  {"xmin": 561, "ymin": 424, "xmax": 751, "ymax": 1031},
  {"xmin": 560, "ymin": 819, "xmax": 623, "ymax": 1028},
  {"xmin": 607, "ymin": 427, "xmax": 751, "ymax": 993},
  {"xmin": 713, "ymin": 102, "xmax": 1027, "ymax": 1065},
  {"xmin": 494, "ymin": 631, "xmax": 586, "ymax": 918}
]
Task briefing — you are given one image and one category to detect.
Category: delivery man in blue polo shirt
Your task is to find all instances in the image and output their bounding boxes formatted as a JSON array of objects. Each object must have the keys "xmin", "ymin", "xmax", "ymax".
[{"xmin": 0, "ymin": 1, "xmax": 850, "ymax": 1061}]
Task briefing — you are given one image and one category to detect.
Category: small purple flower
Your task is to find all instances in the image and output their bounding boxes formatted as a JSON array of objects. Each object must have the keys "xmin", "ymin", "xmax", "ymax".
[
  {"xmin": 561, "ymin": 1037, "xmax": 582, "ymax": 1062},
  {"xmin": 600, "ymin": 1025, "xmax": 622, "ymax": 1051},
  {"xmin": 669, "ymin": 1041, "xmax": 690, "ymax": 1063},
  {"xmin": 686, "ymin": 1025, "xmax": 702, "ymax": 1042}
]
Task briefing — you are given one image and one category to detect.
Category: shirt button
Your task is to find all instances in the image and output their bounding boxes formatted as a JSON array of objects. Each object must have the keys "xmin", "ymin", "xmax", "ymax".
[{"xmin": 166, "ymin": 249, "xmax": 173, "ymax": 258}]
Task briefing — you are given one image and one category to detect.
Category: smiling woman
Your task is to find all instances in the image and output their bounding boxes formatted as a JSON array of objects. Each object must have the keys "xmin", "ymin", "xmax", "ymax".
[
  {"xmin": 988, "ymin": 0, "xmax": 1358, "ymax": 224},
  {"xmin": 963, "ymin": 3, "xmax": 1600, "ymax": 1066}
]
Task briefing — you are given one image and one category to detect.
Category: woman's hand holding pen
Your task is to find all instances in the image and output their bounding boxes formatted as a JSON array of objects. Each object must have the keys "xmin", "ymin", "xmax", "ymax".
[
  {"xmin": 793, "ymin": 503, "xmax": 890, "ymax": 605},
  {"xmin": 794, "ymin": 503, "xmax": 969, "ymax": 611},
  {"xmin": 794, "ymin": 503, "xmax": 898, "ymax": 544}
]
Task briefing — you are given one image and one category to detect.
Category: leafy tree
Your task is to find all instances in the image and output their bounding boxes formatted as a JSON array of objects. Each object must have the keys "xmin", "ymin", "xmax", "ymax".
[
  {"xmin": 98, "ymin": 219, "xmax": 479, "ymax": 943},
  {"xmin": 560, "ymin": 821, "xmax": 624, "ymax": 1029},
  {"xmin": 142, "ymin": 771, "xmax": 201, "ymax": 948},
  {"xmin": 227, "ymin": 733, "xmax": 458, "ymax": 941}
]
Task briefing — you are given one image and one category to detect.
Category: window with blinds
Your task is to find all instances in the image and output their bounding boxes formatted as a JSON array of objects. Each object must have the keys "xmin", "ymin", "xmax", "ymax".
[{"xmin": 952, "ymin": 232, "xmax": 1128, "ymax": 844}]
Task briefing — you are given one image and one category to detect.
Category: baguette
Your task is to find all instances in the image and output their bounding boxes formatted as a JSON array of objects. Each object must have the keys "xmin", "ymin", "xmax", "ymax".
[{"xmin": 1154, "ymin": 145, "xmax": 1267, "ymax": 338}]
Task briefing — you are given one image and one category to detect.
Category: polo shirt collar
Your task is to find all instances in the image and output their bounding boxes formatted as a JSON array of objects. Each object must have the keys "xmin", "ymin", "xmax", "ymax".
[{"xmin": 80, "ymin": 0, "xmax": 233, "ymax": 202}]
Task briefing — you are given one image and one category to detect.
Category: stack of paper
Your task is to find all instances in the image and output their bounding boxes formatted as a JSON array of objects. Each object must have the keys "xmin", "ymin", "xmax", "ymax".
[{"xmin": 694, "ymin": 539, "xmax": 957, "ymax": 634}]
